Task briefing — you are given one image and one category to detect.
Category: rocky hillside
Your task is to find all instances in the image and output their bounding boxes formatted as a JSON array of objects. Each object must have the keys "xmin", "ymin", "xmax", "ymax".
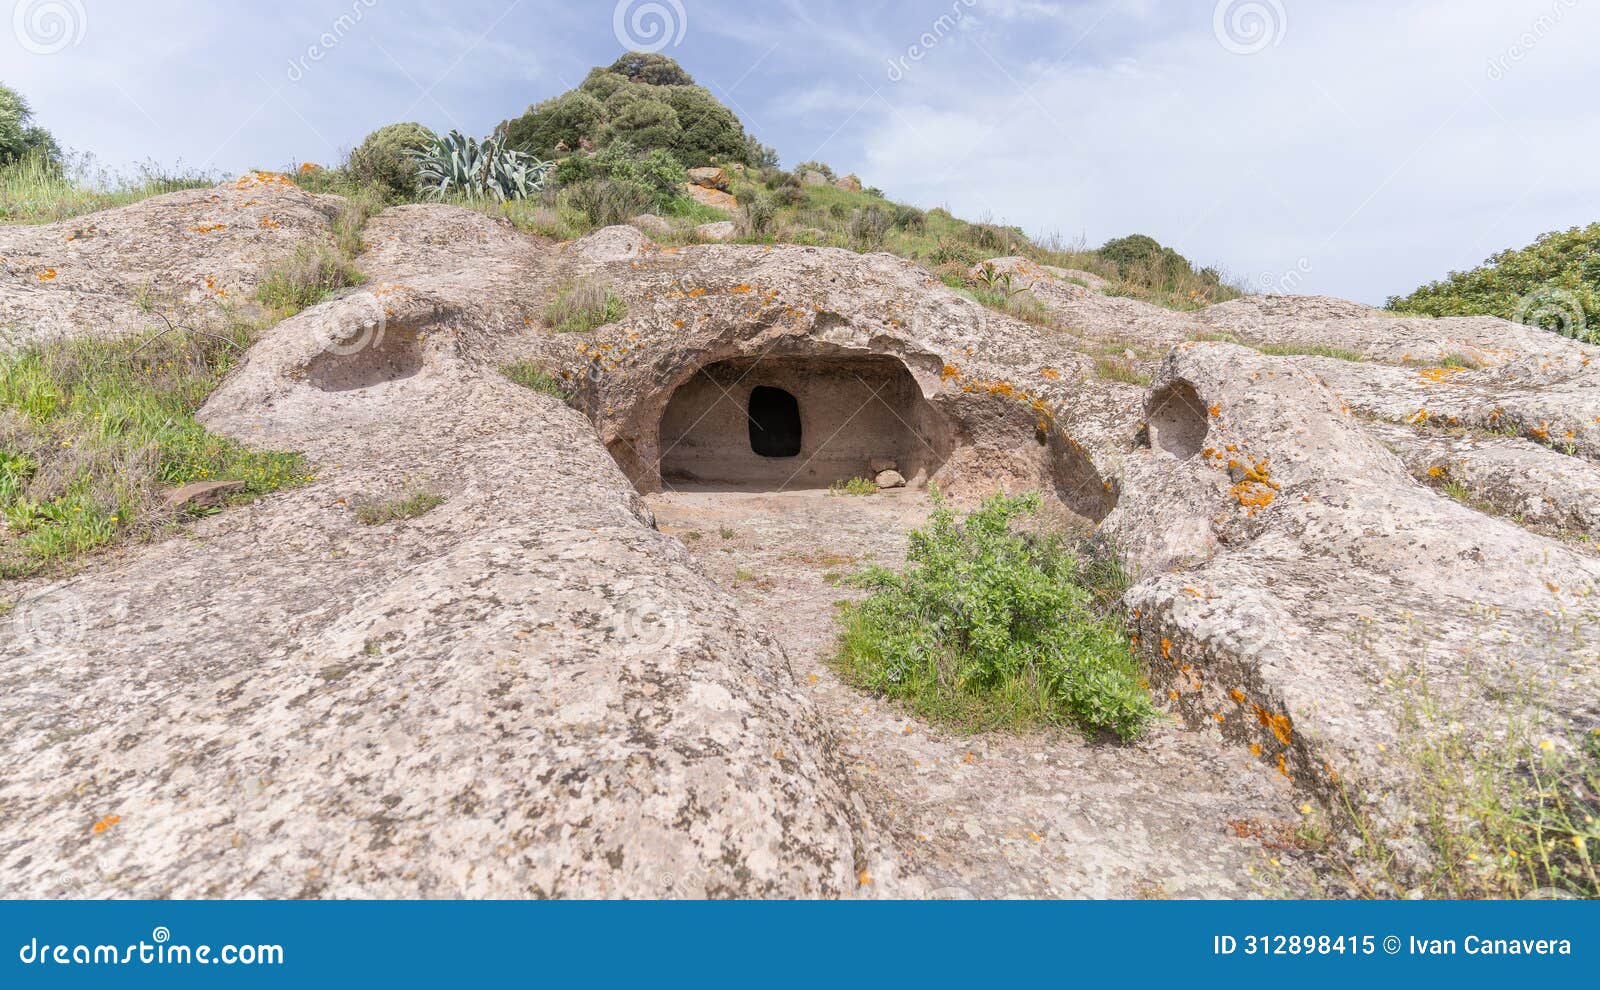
[{"xmin": 1, "ymin": 171, "xmax": 1596, "ymax": 896}]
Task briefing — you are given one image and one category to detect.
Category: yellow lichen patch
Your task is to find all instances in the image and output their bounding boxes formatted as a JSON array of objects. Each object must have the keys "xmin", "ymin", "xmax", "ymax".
[
  {"xmin": 1038, "ymin": 367, "xmax": 1060, "ymax": 380},
  {"xmin": 1208, "ymin": 404, "xmax": 1221, "ymax": 418},
  {"xmin": 1249, "ymin": 742, "xmax": 1263, "ymax": 756},
  {"xmin": 1229, "ymin": 688, "xmax": 1246, "ymax": 704},
  {"xmin": 941, "ymin": 363, "xmax": 962, "ymax": 382},
  {"xmin": 729, "ymin": 284, "xmax": 753, "ymax": 294},
  {"xmin": 37, "ymin": 268, "xmax": 57, "ymax": 281},
  {"xmin": 91, "ymin": 815, "xmax": 121, "ymax": 834},
  {"xmin": 1160, "ymin": 637, "xmax": 1173, "ymax": 659},
  {"xmin": 1409, "ymin": 408, "xmax": 1430, "ymax": 424},
  {"xmin": 1212, "ymin": 712, "xmax": 1226, "ymax": 723},
  {"xmin": 1529, "ymin": 422, "xmax": 1550, "ymax": 440},
  {"xmin": 1426, "ymin": 466, "xmax": 1445, "ymax": 478},
  {"xmin": 1418, "ymin": 366, "xmax": 1466, "ymax": 384},
  {"xmin": 188, "ymin": 223, "xmax": 228, "ymax": 235},
  {"xmin": 258, "ymin": 217, "xmax": 281, "ymax": 229},
  {"xmin": 1276, "ymin": 753, "xmax": 1289, "ymax": 777},
  {"xmin": 1253, "ymin": 705, "xmax": 1293, "ymax": 745}
]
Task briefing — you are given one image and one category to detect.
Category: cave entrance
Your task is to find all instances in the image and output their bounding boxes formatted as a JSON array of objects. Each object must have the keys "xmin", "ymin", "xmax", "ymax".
[
  {"xmin": 659, "ymin": 354, "xmax": 950, "ymax": 491},
  {"xmin": 748, "ymin": 386, "xmax": 802, "ymax": 457}
]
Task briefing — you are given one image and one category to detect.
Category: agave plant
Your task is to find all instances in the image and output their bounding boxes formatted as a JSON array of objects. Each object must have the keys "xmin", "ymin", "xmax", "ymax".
[{"xmin": 410, "ymin": 130, "xmax": 553, "ymax": 202}]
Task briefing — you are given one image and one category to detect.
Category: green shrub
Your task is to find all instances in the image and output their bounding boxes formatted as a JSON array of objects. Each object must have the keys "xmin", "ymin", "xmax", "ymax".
[
  {"xmin": 848, "ymin": 206, "xmax": 891, "ymax": 251},
  {"xmin": 543, "ymin": 278, "xmax": 626, "ymax": 332},
  {"xmin": 740, "ymin": 194, "xmax": 777, "ymax": 238},
  {"xmin": 503, "ymin": 91, "xmax": 608, "ymax": 158},
  {"xmin": 1387, "ymin": 223, "xmax": 1600, "ymax": 344},
  {"xmin": 0, "ymin": 83, "xmax": 59, "ymax": 167},
  {"xmin": 500, "ymin": 53, "xmax": 761, "ymax": 170},
  {"xmin": 609, "ymin": 51, "xmax": 696, "ymax": 86},
  {"xmin": 556, "ymin": 143, "xmax": 685, "ymax": 203},
  {"xmin": 346, "ymin": 122, "xmax": 436, "ymax": 199},
  {"xmin": 834, "ymin": 491, "xmax": 1154, "ymax": 740},
  {"xmin": 559, "ymin": 178, "xmax": 655, "ymax": 229}
]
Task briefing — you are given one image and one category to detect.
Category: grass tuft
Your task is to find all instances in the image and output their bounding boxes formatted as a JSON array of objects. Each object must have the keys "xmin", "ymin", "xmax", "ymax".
[
  {"xmin": 543, "ymin": 278, "xmax": 626, "ymax": 333},
  {"xmin": 354, "ymin": 490, "xmax": 443, "ymax": 526},
  {"xmin": 501, "ymin": 361, "xmax": 570, "ymax": 400},
  {"xmin": 0, "ymin": 152, "xmax": 215, "ymax": 225},
  {"xmin": 827, "ymin": 476, "xmax": 877, "ymax": 496}
]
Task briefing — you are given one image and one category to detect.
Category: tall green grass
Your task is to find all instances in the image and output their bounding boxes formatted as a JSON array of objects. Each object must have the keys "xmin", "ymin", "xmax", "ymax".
[
  {"xmin": 0, "ymin": 152, "xmax": 215, "ymax": 225},
  {"xmin": 0, "ymin": 322, "xmax": 309, "ymax": 577}
]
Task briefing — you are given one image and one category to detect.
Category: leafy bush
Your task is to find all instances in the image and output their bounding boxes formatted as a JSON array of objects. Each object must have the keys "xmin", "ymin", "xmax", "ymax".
[
  {"xmin": 835, "ymin": 491, "xmax": 1154, "ymax": 740},
  {"xmin": 501, "ymin": 53, "xmax": 761, "ymax": 169},
  {"xmin": 412, "ymin": 130, "xmax": 553, "ymax": 202},
  {"xmin": 559, "ymin": 178, "xmax": 655, "ymax": 228},
  {"xmin": 554, "ymin": 142, "xmax": 685, "ymax": 203},
  {"xmin": 503, "ymin": 91, "xmax": 608, "ymax": 158},
  {"xmin": 0, "ymin": 83, "xmax": 59, "ymax": 167},
  {"xmin": 1387, "ymin": 223, "xmax": 1600, "ymax": 344},
  {"xmin": 543, "ymin": 278, "xmax": 626, "ymax": 332},
  {"xmin": 345, "ymin": 122, "xmax": 436, "ymax": 199},
  {"xmin": 1096, "ymin": 233, "xmax": 1234, "ymax": 308},
  {"xmin": 795, "ymin": 160, "xmax": 835, "ymax": 181},
  {"xmin": 740, "ymin": 194, "xmax": 777, "ymax": 237},
  {"xmin": 847, "ymin": 206, "xmax": 890, "ymax": 251},
  {"xmin": 609, "ymin": 51, "xmax": 695, "ymax": 86},
  {"xmin": 827, "ymin": 476, "xmax": 876, "ymax": 496}
]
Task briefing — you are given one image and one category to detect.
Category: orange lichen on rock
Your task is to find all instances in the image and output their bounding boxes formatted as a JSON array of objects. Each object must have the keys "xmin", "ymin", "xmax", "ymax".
[
  {"xmin": 1418, "ymin": 366, "xmax": 1466, "ymax": 384},
  {"xmin": 258, "ymin": 217, "xmax": 281, "ymax": 229},
  {"xmin": 1229, "ymin": 688, "xmax": 1246, "ymax": 704},
  {"xmin": 37, "ymin": 268, "xmax": 57, "ymax": 281},
  {"xmin": 1039, "ymin": 367, "xmax": 1060, "ymax": 379},
  {"xmin": 188, "ymin": 223, "xmax": 228, "ymax": 235},
  {"xmin": 1160, "ymin": 637, "xmax": 1173, "ymax": 659},
  {"xmin": 1253, "ymin": 705, "xmax": 1293, "ymax": 745}
]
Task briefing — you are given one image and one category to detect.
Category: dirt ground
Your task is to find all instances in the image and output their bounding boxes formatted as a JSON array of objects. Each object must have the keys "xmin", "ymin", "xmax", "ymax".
[{"xmin": 648, "ymin": 487, "xmax": 1336, "ymax": 898}]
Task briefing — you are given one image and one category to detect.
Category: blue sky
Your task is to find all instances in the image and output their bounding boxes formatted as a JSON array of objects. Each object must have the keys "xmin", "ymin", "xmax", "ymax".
[{"xmin": 4, "ymin": 0, "xmax": 1597, "ymax": 304}]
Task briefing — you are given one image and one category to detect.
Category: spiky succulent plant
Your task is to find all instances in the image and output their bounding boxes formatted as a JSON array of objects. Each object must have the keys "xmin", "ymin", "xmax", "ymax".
[{"xmin": 410, "ymin": 130, "xmax": 553, "ymax": 202}]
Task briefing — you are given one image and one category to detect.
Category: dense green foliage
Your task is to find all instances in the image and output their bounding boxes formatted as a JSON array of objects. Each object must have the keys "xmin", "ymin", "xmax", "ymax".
[
  {"xmin": 835, "ymin": 492, "xmax": 1154, "ymax": 740},
  {"xmin": 346, "ymin": 122, "xmax": 436, "ymax": 199},
  {"xmin": 501, "ymin": 53, "xmax": 764, "ymax": 168},
  {"xmin": 0, "ymin": 324, "xmax": 308, "ymax": 577},
  {"xmin": 0, "ymin": 83, "xmax": 58, "ymax": 166},
  {"xmin": 1098, "ymin": 234, "xmax": 1230, "ymax": 305},
  {"xmin": 1387, "ymin": 223, "xmax": 1600, "ymax": 344}
]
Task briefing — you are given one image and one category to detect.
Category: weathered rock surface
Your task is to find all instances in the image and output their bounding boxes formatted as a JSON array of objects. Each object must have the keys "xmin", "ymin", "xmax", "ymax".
[
  {"xmin": 683, "ymin": 184, "xmax": 737, "ymax": 212},
  {"xmin": 693, "ymin": 220, "xmax": 738, "ymax": 243},
  {"xmin": 686, "ymin": 167, "xmax": 730, "ymax": 191},
  {"xmin": 3, "ymin": 179, "xmax": 1598, "ymax": 896},
  {"xmin": 0, "ymin": 172, "xmax": 343, "ymax": 353}
]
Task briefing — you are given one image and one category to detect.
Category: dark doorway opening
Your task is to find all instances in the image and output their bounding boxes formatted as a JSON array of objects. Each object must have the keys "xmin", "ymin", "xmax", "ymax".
[{"xmin": 748, "ymin": 386, "xmax": 802, "ymax": 458}]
